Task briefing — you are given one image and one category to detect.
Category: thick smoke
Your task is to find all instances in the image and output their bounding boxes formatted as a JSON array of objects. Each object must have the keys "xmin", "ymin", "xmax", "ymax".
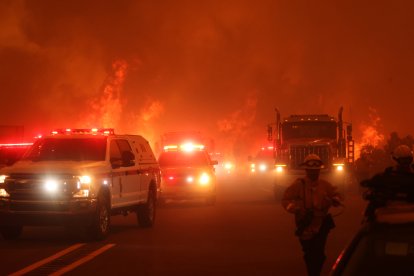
[{"xmin": 1, "ymin": 0, "xmax": 414, "ymax": 156}]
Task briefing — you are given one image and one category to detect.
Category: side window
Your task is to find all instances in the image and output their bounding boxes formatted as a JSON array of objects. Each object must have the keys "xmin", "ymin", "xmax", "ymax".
[
  {"xmin": 110, "ymin": 140, "xmax": 122, "ymax": 160},
  {"xmin": 116, "ymin": 139, "xmax": 132, "ymax": 152}
]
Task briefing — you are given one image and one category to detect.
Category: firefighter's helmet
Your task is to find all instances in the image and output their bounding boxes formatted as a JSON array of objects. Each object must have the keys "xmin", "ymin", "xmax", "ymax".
[
  {"xmin": 392, "ymin": 145, "xmax": 413, "ymax": 164},
  {"xmin": 300, "ymin": 154, "xmax": 324, "ymax": 170}
]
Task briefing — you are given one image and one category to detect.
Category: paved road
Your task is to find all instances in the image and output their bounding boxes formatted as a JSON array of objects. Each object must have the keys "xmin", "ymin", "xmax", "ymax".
[{"xmin": 0, "ymin": 174, "xmax": 366, "ymax": 275}]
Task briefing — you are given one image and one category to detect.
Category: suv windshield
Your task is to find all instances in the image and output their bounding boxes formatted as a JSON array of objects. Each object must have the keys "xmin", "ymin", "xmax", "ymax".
[
  {"xmin": 159, "ymin": 151, "xmax": 210, "ymax": 167},
  {"xmin": 23, "ymin": 138, "xmax": 107, "ymax": 161},
  {"xmin": 0, "ymin": 145, "xmax": 31, "ymax": 167}
]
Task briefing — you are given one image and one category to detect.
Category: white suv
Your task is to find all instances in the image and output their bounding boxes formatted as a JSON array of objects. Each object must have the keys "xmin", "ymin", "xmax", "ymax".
[{"xmin": 0, "ymin": 128, "xmax": 160, "ymax": 240}]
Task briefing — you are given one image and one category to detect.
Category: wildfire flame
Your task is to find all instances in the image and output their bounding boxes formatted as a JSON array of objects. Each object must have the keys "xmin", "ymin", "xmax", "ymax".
[
  {"xmin": 82, "ymin": 60, "xmax": 128, "ymax": 128},
  {"xmin": 356, "ymin": 107, "xmax": 385, "ymax": 159},
  {"xmin": 216, "ymin": 95, "xmax": 258, "ymax": 160},
  {"xmin": 129, "ymin": 99, "xmax": 165, "ymax": 145}
]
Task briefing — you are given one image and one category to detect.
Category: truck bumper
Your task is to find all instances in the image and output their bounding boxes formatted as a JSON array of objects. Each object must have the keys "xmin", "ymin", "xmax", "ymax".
[
  {"xmin": 161, "ymin": 186, "xmax": 215, "ymax": 200},
  {"xmin": 0, "ymin": 198, "xmax": 97, "ymax": 226}
]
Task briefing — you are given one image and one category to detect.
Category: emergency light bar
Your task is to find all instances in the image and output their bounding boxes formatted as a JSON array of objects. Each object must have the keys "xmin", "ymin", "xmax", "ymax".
[
  {"xmin": 51, "ymin": 128, "xmax": 115, "ymax": 135},
  {"xmin": 163, "ymin": 143, "xmax": 205, "ymax": 152},
  {"xmin": 0, "ymin": 143, "xmax": 33, "ymax": 147}
]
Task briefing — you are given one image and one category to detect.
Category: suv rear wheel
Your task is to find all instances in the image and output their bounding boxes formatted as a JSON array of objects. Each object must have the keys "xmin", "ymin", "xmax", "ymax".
[{"xmin": 137, "ymin": 188, "xmax": 156, "ymax": 227}]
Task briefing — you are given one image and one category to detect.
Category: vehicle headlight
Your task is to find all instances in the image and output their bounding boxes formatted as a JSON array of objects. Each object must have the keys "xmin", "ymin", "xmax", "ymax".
[
  {"xmin": 259, "ymin": 164, "xmax": 267, "ymax": 171},
  {"xmin": 0, "ymin": 175, "xmax": 7, "ymax": 184},
  {"xmin": 79, "ymin": 175, "xmax": 92, "ymax": 185},
  {"xmin": 276, "ymin": 166, "xmax": 284, "ymax": 172},
  {"xmin": 74, "ymin": 175, "xmax": 92, "ymax": 198},
  {"xmin": 333, "ymin": 164, "xmax": 344, "ymax": 172},
  {"xmin": 0, "ymin": 188, "xmax": 10, "ymax": 197},
  {"xmin": 44, "ymin": 179, "xmax": 59, "ymax": 193},
  {"xmin": 224, "ymin": 162, "xmax": 233, "ymax": 170},
  {"xmin": 199, "ymin": 173, "xmax": 210, "ymax": 186}
]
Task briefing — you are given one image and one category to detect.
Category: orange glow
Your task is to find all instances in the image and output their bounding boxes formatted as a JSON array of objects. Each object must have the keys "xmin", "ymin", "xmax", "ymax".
[
  {"xmin": 356, "ymin": 108, "xmax": 385, "ymax": 159},
  {"xmin": 81, "ymin": 60, "xmax": 128, "ymax": 130}
]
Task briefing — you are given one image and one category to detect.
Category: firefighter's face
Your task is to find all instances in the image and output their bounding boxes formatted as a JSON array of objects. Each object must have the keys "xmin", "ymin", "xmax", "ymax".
[{"xmin": 306, "ymin": 169, "xmax": 320, "ymax": 181}]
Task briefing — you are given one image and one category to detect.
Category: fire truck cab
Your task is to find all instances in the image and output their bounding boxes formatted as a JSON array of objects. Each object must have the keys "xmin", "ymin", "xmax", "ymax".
[{"xmin": 268, "ymin": 107, "xmax": 354, "ymax": 198}]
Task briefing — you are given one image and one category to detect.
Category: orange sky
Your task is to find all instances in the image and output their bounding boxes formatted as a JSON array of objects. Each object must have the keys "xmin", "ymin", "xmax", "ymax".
[{"xmin": 1, "ymin": 0, "xmax": 413, "ymax": 158}]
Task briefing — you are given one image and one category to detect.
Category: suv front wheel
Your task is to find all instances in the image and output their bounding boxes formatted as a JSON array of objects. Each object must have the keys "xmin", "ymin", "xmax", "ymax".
[{"xmin": 86, "ymin": 193, "xmax": 110, "ymax": 240}]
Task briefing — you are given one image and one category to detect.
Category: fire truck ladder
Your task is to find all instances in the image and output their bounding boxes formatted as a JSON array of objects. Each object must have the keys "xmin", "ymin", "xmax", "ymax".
[{"xmin": 347, "ymin": 140, "xmax": 355, "ymax": 164}]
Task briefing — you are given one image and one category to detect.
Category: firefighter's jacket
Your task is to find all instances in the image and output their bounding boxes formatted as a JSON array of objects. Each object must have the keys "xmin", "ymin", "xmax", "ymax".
[{"xmin": 282, "ymin": 177, "xmax": 342, "ymax": 240}]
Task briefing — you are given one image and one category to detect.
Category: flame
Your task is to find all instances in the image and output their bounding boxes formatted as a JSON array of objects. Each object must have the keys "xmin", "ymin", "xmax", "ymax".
[
  {"xmin": 356, "ymin": 107, "xmax": 385, "ymax": 159},
  {"xmin": 127, "ymin": 99, "xmax": 165, "ymax": 147},
  {"xmin": 216, "ymin": 95, "xmax": 258, "ymax": 161},
  {"xmin": 81, "ymin": 60, "xmax": 128, "ymax": 128},
  {"xmin": 217, "ymin": 96, "xmax": 257, "ymax": 134}
]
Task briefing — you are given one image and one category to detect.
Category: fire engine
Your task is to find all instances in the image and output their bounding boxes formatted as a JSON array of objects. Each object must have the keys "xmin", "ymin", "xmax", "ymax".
[
  {"xmin": 267, "ymin": 107, "xmax": 355, "ymax": 198},
  {"xmin": 157, "ymin": 132, "xmax": 218, "ymax": 205}
]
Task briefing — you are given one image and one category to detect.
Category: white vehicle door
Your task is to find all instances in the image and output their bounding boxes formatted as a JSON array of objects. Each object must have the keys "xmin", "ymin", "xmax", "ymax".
[
  {"xmin": 135, "ymin": 142, "xmax": 154, "ymax": 199},
  {"xmin": 115, "ymin": 138, "xmax": 141, "ymax": 205}
]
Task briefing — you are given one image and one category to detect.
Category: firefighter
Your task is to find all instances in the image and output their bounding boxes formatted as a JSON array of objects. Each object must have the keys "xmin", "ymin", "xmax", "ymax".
[
  {"xmin": 390, "ymin": 144, "xmax": 413, "ymax": 173},
  {"xmin": 361, "ymin": 145, "xmax": 414, "ymax": 221},
  {"xmin": 282, "ymin": 154, "xmax": 342, "ymax": 276}
]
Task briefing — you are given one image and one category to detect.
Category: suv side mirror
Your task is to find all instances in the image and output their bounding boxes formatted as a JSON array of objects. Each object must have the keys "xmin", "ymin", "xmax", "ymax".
[
  {"xmin": 110, "ymin": 157, "xmax": 122, "ymax": 169},
  {"xmin": 122, "ymin": 151, "xmax": 135, "ymax": 167}
]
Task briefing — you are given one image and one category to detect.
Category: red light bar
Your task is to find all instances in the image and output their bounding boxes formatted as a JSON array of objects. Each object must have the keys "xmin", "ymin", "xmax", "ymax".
[
  {"xmin": 51, "ymin": 128, "xmax": 115, "ymax": 135},
  {"xmin": 0, "ymin": 143, "xmax": 33, "ymax": 147},
  {"xmin": 163, "ymin": 143, "xmax": 205, "ymax": 152}
]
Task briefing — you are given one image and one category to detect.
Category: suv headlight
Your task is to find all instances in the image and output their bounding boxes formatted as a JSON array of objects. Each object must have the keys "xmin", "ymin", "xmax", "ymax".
[
  {"xmin": 0, "ymin": 188, "xmax": 10, "ymax": 197},
  {"xmin": 44, "ymin": 179, "xmax": 59, "ymax": 193},
  {"xmin": 199, "ymin": 173, "xmax": 210, "ymax": 186},
  {"xmin": 73, "ymin": 175, "xmax": 92, "ymax": 198},
  {"xmin": 0, "ymin": 175, "xmax": 7, "ymax": 184}
]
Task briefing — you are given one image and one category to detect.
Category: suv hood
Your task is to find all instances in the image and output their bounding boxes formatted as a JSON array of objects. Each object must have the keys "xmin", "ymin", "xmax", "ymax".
[{"xmin": 1, "ymin": 160, "xmax": 109, "ymax": 175}]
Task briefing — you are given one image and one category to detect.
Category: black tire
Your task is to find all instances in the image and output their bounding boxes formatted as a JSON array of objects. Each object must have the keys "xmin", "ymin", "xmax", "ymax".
[
  {"xmin": 137, "ymin": 188, "xmax": 156, "ymax": 227},
  {"xmin": 0, "ymin": 225, "xmax": 23, "ymax": 240},
  {"xmin": 86, "ymin": 193, "xmax": 111, "ymax": 241}
]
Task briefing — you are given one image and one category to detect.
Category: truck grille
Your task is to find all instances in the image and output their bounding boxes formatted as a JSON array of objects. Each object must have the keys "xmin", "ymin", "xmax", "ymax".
[
  {"xmin": 289, "ymin": 145, "xmax": 330, "ymax": 169},
  {"xmin": 5, "ymin": 173, "xmax": 77, "ymax": 201}
]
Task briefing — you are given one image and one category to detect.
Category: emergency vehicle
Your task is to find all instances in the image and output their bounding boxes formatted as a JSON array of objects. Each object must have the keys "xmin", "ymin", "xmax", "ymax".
[
  {"xmin": 331, "ymin": 174, "xmax": 414, "ymax": 275},
  {"xmin": 248, "ymin": 146, "xmax": 275, "ymax": 174},
  {"xmin": 0, "ymin": 128, "xmax": 160, "ymax": 240},
  {"xmin": 267, "ymin": 107, "xmax": 354, "ymax": 198},
  {"xmin": 158, "ymin": 141, "xmax": 218, "ymax": 205}
]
